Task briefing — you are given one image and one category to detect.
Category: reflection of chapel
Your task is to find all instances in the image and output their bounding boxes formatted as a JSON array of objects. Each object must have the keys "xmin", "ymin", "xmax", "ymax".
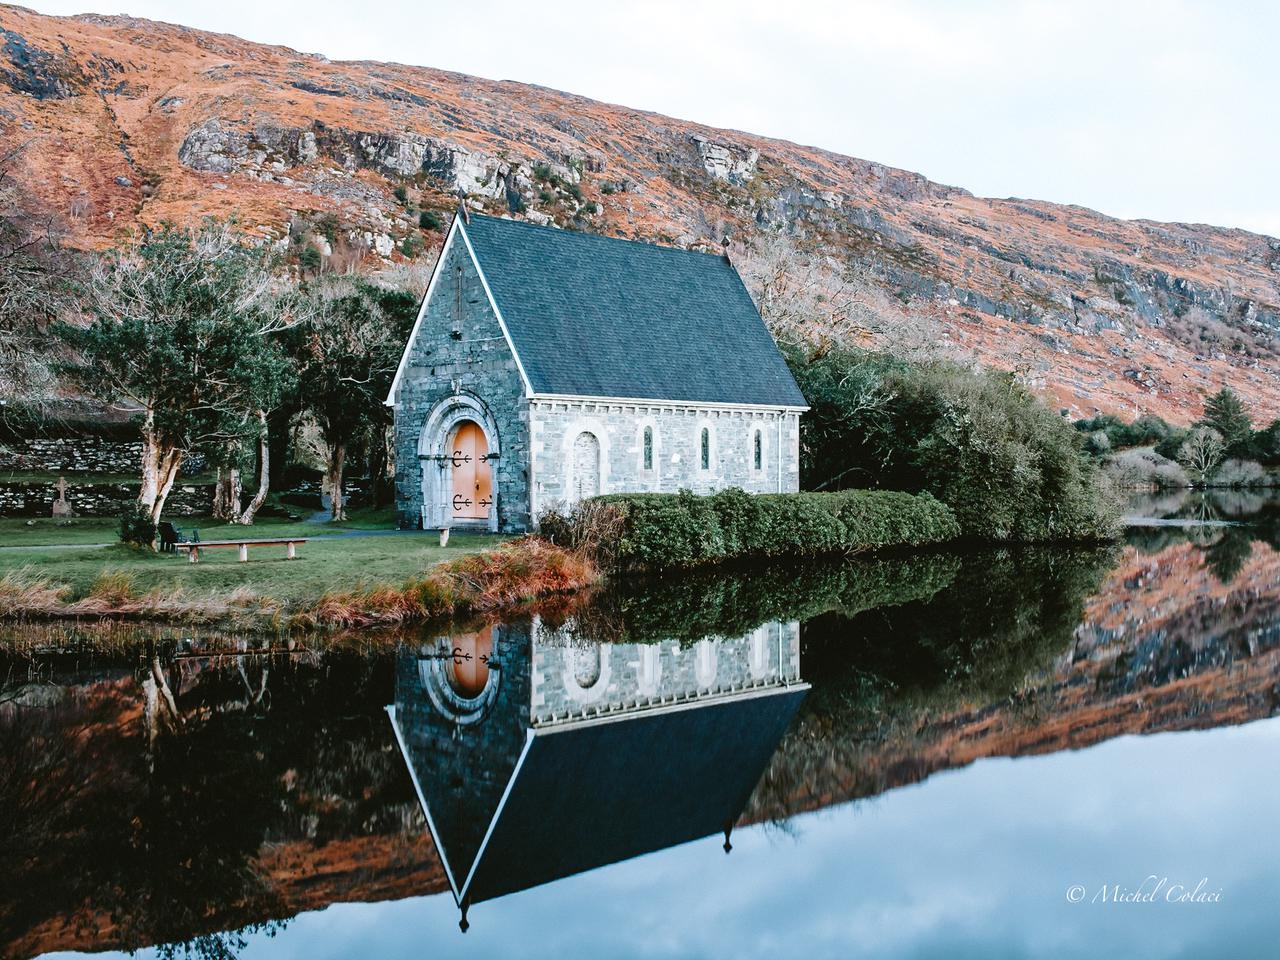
[
  {"xmin": 385, "ymin": 213, "xmax": 807, "ymax": 531},
  {"xmin": 386, "ymin": 618, "xmax": 808, "ymax": 928}
]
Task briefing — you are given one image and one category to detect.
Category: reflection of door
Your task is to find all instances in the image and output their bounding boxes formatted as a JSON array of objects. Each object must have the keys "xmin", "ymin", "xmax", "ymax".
[
  {"xmin": 447, "ymin": 625, "xmax": 494, "ymax": 698},
  {"xmin": 450, "ymin": 421, "xmax": 491, "ymax": 520},
  {"xmin": 572, "ymin": 432, "xmax": 600, "ymax": 502}
]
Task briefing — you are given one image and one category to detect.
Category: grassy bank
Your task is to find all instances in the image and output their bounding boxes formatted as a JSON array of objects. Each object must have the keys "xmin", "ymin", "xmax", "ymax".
[
  {"xmin": 0, "ymin": 508, "xmax": 600, "ymax": 629},
  {"xmin": 0, "ymin": 534, "xmax": 597, "ymax": 629},
  {"xmin": 0, "ymin": 487, "xmax": 1029, "ymax": 631}
]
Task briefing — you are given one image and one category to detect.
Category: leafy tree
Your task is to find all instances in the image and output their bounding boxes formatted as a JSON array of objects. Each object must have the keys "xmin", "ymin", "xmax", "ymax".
[
  {"xmin": 298, "ymin": 245, "xmax": 323, "ymax": 275},
  {"xmin": 292, "ymin": 275, "xmax": 412, "ymax": 519},
  {"xmin": 222, "ymin": 336, "xmax": 295, "ymax": 525},
  {"xmin": 1240, "ymin": 418, "xmax": 1280, "ymax": 466},
  {"xmin": 1204, "ymin": 528, "xmax": 1254, "ymax": 584},
  {"xmin": 1074, "ymin": 412, "xmax": 1179, "ymax": 453},
  {"xmin": 57, "ymin": 223, "xmax": 286, "ymax": 526},
  {"xmin": 1202, "ymin": 387, "xmax": 1251, "ymax": 446},
  {"xmin": 1083, "ymin": 430, "xmax": 1111, "ymax": 456},
  {"xmin": 789, "ymin": 345, "xmax": 1119, "ymax": 542}
]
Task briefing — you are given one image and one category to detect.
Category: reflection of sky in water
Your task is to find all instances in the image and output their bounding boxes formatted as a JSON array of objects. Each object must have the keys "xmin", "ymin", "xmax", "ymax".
[{"xmin": 55, "ymin": 716, "xmax": 1279, "ymax": 960}]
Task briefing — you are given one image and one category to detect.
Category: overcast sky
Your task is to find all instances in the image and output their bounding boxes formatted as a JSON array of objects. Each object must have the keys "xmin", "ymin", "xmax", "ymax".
[{"xmin": 22, "ymin": 0, "xmax": 1280, "ymax": 238}]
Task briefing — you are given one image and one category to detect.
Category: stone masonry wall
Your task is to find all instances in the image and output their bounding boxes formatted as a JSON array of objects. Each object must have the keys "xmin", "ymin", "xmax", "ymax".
[
  {"xmin": 392, "ymin": 231, "xmax": 530, "ymax": 531},
  {"xmin": 0, "ymin": 481, "xmax": 214, "ymax": 517},
  {"xmin": 1, "ymin": 436, "xmax": 206, "ymax": 474},
  {"xmin": 529, "ymin": 620, "xmax": 802, "ymax": 724},
  {"xmin": 529, "ymin": 400, "xmax": 801, "ymax": 517}
]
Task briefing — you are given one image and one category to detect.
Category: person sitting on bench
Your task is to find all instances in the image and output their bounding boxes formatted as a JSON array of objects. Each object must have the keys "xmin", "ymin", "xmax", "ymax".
[{"xmin": 158, "ymin": 521, "xmax": 182, "ymax": 553}]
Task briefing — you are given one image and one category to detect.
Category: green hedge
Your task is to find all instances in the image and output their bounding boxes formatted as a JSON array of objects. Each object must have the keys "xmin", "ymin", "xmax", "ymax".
[{"xmin": 593, "ymin": 487, "xmax": 959, "ymax": 569}]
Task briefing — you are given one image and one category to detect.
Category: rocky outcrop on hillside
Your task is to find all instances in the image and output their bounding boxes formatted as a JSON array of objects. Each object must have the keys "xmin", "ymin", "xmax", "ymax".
[{"xmin": 2, "ymin": 3, "xmax": 1279, "ymax": 420}]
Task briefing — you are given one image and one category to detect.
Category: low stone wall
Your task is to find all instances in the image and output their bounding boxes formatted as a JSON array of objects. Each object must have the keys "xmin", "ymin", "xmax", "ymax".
[
  {"xmin": 1, "ymin": 437, "xmax": 206, "ymax": 474},
  {"xmin": 0, "ymin": 482, "xmax": 214, "ymax": 518}
]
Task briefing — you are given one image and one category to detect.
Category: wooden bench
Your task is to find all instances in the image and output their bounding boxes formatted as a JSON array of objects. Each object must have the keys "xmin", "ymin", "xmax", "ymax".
[{"xmin": 184, "ymin": 538, "xmax": 308, "ymax": 563}]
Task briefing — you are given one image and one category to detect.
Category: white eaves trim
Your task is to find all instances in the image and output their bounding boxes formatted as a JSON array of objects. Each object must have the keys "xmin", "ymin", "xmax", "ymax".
[
  {"xmin": 457, "ymin": 219, "xmax": 535, "ymax": 398},
  {"xmin": 383, "ymin": 215, "xmax": 534, "ymax": 407},
  {"xmin": 529, "ymin": 393, "xmax": 809, "ymax": 414},
  {"xmin": 384, "ymin": 215, "xmax": 461, "ymax": 408},
  {"xmin": 385, "ymin": 704, "xmax": 464, "ymax": 901},
  {"xmin": 457, "ymin": 728, "xmax": 536, "ymax": 903}
]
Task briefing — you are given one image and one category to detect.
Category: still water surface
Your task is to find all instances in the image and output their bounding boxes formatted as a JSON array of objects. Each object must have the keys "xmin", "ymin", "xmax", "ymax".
[{"xmin": 4, "ymin": 497, "xmax": 1279, "ymax": 958}]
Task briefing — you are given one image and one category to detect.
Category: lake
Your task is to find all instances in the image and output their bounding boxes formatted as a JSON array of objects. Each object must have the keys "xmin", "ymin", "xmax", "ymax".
[{"xmin": 3, "ymin": 508, "xmax": 1279, "ymax": 959}]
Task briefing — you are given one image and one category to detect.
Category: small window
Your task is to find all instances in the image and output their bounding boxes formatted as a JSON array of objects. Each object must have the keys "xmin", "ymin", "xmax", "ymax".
[
  {"xmin": 753, "ymin": 430, "xmax": 763, "ymax": 471},
  {"xmin": 700, "ymin": 427, "xmax": 710, "ymax": 471},
  {"xmin": 451, "ymin": 263, "xmax": 464, "ymax": 338},
  {"xmin": 643, "ymin": 426, "xmax": 653, "ymax": 471}
]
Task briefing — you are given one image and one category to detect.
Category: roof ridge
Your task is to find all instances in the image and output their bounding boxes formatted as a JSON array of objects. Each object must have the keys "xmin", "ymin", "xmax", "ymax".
[{"xmin": 466, "ymin": 213, "xmax": 726, "ymax": 261}]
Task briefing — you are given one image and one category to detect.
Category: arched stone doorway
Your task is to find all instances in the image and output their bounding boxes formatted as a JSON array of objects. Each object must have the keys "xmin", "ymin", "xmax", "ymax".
[{"xmin": 419, "ymin": 394, "xmax": 500, "ymax": 531}]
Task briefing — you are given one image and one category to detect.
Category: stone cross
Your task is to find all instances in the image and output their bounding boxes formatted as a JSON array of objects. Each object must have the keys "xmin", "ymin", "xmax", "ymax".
[{"xmin": 51, "ymin": 475, "xmax": 72, "ymax": 518}]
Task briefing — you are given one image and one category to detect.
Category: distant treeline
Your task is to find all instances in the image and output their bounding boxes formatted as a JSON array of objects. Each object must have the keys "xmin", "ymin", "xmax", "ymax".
[{"xmin": 1076, "ymin": 387, "xmax": 1280, "ymax": 488}]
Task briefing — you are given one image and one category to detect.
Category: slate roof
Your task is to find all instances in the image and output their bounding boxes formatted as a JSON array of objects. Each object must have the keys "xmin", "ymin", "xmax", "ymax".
[
  {"xmin": 463, "ymin": 688, "xmax": 807, "ymax": 904},
  {"xmin": 461, "ymin": 214, "xmax": 807, "ymax": 407}
]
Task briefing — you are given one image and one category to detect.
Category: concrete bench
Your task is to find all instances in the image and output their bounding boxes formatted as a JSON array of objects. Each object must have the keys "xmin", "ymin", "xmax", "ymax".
[{"xmin": 184, "ymin": 538, "xmax": 308, "ymax": 563}]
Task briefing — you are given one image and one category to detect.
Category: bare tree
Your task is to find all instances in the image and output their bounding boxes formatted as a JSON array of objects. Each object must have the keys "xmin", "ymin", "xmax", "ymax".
[
  {"xmin": 1178, "ymin": 426, "xmax": 1226, "ymax": 486},
  {"xmin": 729, "ymin": 229, "xmax": 944, "ymax": 358},
  {"xmin": 0, "ymin": 141, "xmax": 72, "ymax": 419}
]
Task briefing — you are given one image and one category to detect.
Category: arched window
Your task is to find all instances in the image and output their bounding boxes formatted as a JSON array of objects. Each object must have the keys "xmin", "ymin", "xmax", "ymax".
[
  {"xmin": 452, "ymin": 263, "xmax": 464, "ymax": 336},
  {"xmin": 572, "ymin": 431, "xmax": 601, "ymax": 502},
  {"xmin": 700, "ymin": 427, "xmax": 710, "ymax": 471},
  {"xmin": 753, "ymin": 429, "xmax": 763, "ymax": 471},
  {"xmin": 643, "ymin": 426, "xmax": 653, "ymax": 471},
  {"xmin": 571, "ymin": 645, "xmax": 603, "ymax": 689}
]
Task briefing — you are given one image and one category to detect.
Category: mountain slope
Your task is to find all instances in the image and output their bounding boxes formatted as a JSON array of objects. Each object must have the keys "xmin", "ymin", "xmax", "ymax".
[{"xmin": 3, "ymin": 3, "xmax": 1279, "ymax": 421}]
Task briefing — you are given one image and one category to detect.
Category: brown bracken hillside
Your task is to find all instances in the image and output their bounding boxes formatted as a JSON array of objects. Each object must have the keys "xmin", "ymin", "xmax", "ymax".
[{"xmin": 2, "ymin": 3, "xmax": 1279, "ymax": 421}]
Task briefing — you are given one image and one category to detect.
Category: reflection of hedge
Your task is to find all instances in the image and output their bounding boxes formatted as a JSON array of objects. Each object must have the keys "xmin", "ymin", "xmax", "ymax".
[
  {"xmin": 561, "ymin": 551, "xmax": 962, "ymax": 646},
  {"xmin": 594, "ymin": 488, "xmax": 959, "ymax": 570},
  {"xmin": 800, "ymin": 545, "xmax": 1120, "ymax": 723}
]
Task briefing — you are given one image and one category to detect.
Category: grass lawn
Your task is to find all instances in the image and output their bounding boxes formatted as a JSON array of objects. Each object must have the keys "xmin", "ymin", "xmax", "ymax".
[
  {"xmin": 0, "ymin": 506, "xmax": 398, "ymax": 547},
  {"xmin": 0, "ymin": 508, "xmax": 507, "ymax": 603}
]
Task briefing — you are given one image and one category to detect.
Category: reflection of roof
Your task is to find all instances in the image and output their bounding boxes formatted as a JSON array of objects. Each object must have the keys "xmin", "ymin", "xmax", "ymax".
[{"xmin": 389, "ymin": 685, "xmax": 807, "ymax": 908}]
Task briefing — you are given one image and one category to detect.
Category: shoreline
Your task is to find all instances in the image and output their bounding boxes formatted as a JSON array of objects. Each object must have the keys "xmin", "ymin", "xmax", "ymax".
[
  {"xmin": 0, "ymin": 537, "xmax": 600, "ymax": 634},
  {"xmin": 0, "ymin": 536, "xmax": 1126, "ymax": 636}
]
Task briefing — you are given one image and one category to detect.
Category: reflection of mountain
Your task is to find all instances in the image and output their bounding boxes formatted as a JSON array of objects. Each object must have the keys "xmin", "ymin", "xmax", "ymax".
[
  {"xmin": 747, "ymin": 541, "xmax": 1280, "ymax": 824},
  {"xmin": 389, "ymin": 619, "xmax": 807, "ymax": 926}
]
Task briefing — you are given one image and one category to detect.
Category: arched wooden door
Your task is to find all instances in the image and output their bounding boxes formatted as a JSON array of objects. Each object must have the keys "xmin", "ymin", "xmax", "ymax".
[
  {"xmin": 572, "ymin": 431, "xmax": 600, "ymax": 502},
  {"xmin": 449, "ymin": 421, "xmax": 492, "ymax": 520}
]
